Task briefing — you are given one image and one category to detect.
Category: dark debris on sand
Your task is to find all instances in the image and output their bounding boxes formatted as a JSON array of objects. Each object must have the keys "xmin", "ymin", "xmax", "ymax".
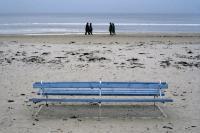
[
  {"xmin": 126, "ymin": 58, "xmax": 145, "ymax": 68},
  {"xmin": 160, "ymin": 60, "xmax": 171, "ymax": 68},
  {"xmin": 5, "ymin": 58, "xmax": 12, "ymax": 64},
  {"xmin": 22, "ymin": 56, "xmax": 45, "ymax": 64},
  {"xmin": 88, "ymin": 57, "xmax": 108, "ymax": 62},
  {"xmin": 162, "ymin": 126, "xmax": 173, "ymax": 130},
  {"xmin": 187, "ymin": 50, "xmax": 193, "ymax": 54},
  {"xmin": 70, "ymin": 115, "xmax": 78, "ymax": 119},
  {"xmin": 69, "ymin": 41, "xmax": 75, "ymax": 44},
  {"xmin": 15, "ymin": 51, "xmax": 26, "ymax": 56},
  {"xmin": 175, "ymin": 54, "xmax": 200, "ymax": 60},
  {"xmin": 160, "ymin": 58, "xmax": 173, "ymax": 68},
  {"xmin": 41, "ymin": 52, "xmax": 50, "ymax": 56},
  {"xmin": 82, "ymin": 52, "xmax": 93, "ymax": 56},
  {"xmin": 0, "ymin": 56, "xmax": 20, "ymax": 65},
  {"xmin": 8, "ymin": 100, "xmax": 15, "ymax": 103},
  {"xmin": 20, "ymin": 93, "xmax": 26, "ymax": 96},
  {"xmin": 78, "ymin": 51, "xmax": 109, "ymax": 62},
  {"xmin": 55, "ymin": 56, "xmax": 67, "ymax": 59},
  {"xmin": 47, "ymin": 59, "xmax": 62, "ymax": 64},
  {"xmin": 138, "ymin": 52, "xmax": 147, "ymax": 55},
  {"xmin": 126, "ymin": 58, "xmax": 138, "ymax": 62},
  {"xmin": 128, "ymin": 64, "xmax": 145, "ymax": 68},
  {"xmin": 65, "ymin": 51, "xmax": 80, "ymax": 56},
  {"xmin": 175, "ymin": 61, "xmax": 200, "ymax": 68}
]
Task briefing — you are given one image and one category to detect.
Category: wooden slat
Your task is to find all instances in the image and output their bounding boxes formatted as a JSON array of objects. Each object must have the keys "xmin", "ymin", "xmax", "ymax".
[
  {"xmin": 33, "ymin": 82, "xmax": 168, "ymax": 89},
  {"xmin": 30, "ymin": 98, "xmax": 173, "ymax": 103},
  {"xmin": 37, "ymin": 90, "xmax": 164, "ymax": 96}
]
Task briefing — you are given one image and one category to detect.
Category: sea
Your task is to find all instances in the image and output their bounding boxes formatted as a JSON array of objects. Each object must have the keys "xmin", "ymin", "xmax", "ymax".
[{"xmin": 0, "ymin": 13, "xmax": 200, "ymax": 35}]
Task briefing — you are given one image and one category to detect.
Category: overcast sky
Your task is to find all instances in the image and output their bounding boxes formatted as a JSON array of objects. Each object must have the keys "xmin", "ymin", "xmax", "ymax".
[{"xmin": 0, "ymin": 0, "xmax": 200, "ymax": 14}]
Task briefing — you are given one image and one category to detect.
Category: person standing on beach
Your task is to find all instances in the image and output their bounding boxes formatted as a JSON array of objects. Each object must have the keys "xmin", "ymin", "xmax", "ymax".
[
  {"xmin": 85, "ymin": 22, "xmax": 89, "ymax": 35},
  {"xmin": 109, "ymin": 22, "xmax": 112, "ymax": 35},
  {"xmin": 112, "ymin": 23, "xmax": 116, "ymax": 35},
  {"xmin": 89, "ymin": 23, "xmax": 93, "ymax": 35},
  {"xmin": 109, "ymin": 22, "xmax": 116, "ymax": 35}
]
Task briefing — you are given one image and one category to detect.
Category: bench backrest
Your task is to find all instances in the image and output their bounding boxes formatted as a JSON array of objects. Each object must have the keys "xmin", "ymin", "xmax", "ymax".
[{"xmin": 33, "ymin": 82, "xmax": 168, "ymax": 89}]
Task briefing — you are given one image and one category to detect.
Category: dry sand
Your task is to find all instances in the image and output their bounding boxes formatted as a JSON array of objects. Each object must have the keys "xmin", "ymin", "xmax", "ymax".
[{"xmin": 0, "ymin": 34, "xmax": 200, "ymax": 133}]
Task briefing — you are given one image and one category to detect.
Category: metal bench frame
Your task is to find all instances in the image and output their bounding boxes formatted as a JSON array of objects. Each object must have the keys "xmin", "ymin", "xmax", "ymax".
[{"xmin": 30, "ymin": 80, "xmax": 173, "ymax": 105}]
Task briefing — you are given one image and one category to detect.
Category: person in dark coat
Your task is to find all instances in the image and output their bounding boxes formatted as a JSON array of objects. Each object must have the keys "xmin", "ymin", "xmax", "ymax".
[
  {"xmin": 89, "ymin": 23, "xmax": 93, "ymax": 35},
  {"xmin": 85, "ymin": 22, "xmax": 89, "ymax": 35},
  {"xmin": 109, "ymin": 22, "xmax": 112, "ymax": 35},
  {"xmin": 112, "ymin": 23, "xmax": 116, "ymax": 35}
]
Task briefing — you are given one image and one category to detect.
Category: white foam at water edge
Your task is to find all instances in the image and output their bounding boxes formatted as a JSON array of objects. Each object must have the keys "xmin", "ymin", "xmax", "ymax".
[
  {"xmin": 1, "ymin": 23, "xmax": 200, "ymax": 26},
  {"xmin": 116, "ymin": 23, "xmax": 200, "ymax": 26},
  {"xmin": 24, "ymin": 32, "xmax": 109, "ymax": 36}
]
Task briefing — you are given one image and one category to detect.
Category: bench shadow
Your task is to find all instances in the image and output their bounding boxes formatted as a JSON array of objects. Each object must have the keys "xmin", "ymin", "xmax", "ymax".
[{"xmin": 35, "ymin": 103, "xmax": 166, "ymax": 119}]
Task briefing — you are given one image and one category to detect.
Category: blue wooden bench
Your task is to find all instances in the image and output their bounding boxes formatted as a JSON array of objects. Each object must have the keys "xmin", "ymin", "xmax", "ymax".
[{"xmin": 29, "ymin": 81, "xmax": 173, "ymax": 104}]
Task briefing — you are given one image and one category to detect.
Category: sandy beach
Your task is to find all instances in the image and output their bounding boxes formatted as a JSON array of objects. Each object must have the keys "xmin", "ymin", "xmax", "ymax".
[{"xmin": 0, "ymin": 33, "xmax": 200, "ymax": 133}]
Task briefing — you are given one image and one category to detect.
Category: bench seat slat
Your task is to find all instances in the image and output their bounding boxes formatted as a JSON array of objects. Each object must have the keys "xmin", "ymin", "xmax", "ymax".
[
  {"xmin": 39, "ymin": 89, "xmax": 161, "ymax": 92},
  {"xmin": 38, "ymin": 89, "xmax": 161, "ymax": 91},
  {"xmin": 33, "ymin": 82, "xmax": 168, "ymax": 89},
  {"xmin": 37, "ymin": 90, "xmax": 164, "ymax": 96},
  {"xmin": 30, "ymin": 98, "xmax": 173, "ymax": 103}
]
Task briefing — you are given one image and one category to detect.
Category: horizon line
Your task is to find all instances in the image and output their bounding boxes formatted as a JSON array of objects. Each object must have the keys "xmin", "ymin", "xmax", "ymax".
[{"xmin": 0, "ymin": 12, "xmax": 200, "ymax": 15}]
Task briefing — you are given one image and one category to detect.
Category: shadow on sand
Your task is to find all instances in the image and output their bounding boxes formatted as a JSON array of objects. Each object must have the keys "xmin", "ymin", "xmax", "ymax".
[{"xmin": 32, "ymin": 104, "xmax": 166, "ymax": 119}]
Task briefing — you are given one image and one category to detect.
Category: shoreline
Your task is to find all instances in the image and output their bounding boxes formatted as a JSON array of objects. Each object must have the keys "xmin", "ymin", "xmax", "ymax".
[
  {"xmin": 0, "ymin": 32, "xmax": 200, "ymax": 45},
  {"xmin": 1, "ymin": 32, "xmax": 200, "ymax": 37}
]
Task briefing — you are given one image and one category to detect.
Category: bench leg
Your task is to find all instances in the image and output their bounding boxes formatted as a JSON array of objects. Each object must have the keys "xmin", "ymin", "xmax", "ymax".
[
  {"xmin": 45, "ymin": 95, "xmax": 48, "ymax": 106},
  {"xmin": 33, "ymin": 104, "xmax": 44, "ymax": 118},
  {"xmin": 154, "ymin": 96, "xmax": 156, "ymax": 110},
  {"xmin": 157, "ymin": 105, "xmax": 167, "ymax": 118},
  {"xmin": 98, "ymin": 102, "xmax": 102, "ymax": 121}
]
